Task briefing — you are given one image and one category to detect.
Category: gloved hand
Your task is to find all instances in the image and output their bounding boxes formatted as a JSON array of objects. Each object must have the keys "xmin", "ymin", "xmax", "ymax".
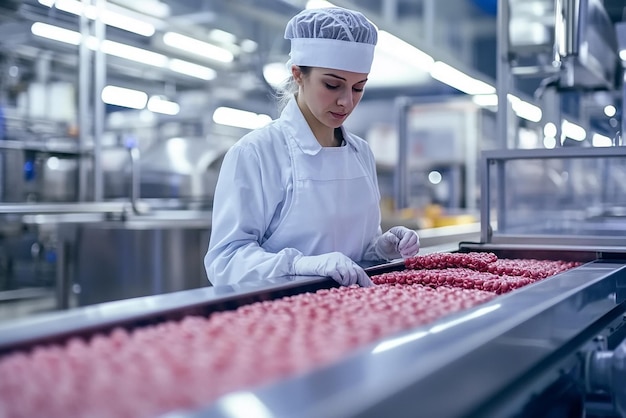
[
  {"xmin": 293, "ymin": 252, "xmax": 374, "ymax": 287},
  {"xmin": 376, "ymin": 226, "xmax": 420, "ymax": 260}
]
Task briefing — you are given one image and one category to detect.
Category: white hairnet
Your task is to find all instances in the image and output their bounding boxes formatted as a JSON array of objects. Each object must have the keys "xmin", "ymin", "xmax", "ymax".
[{"xmin": 284, "ymin": 7, "xmax": 378, "ymax": 73}]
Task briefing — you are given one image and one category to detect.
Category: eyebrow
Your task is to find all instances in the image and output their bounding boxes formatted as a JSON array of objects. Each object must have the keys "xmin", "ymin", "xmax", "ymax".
[{"xmin": 323, "ymin": 73, "xmax": 368, "ymax": 83}]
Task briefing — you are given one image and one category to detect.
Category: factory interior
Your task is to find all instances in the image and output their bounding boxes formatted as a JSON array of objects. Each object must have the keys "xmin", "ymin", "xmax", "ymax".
[{"xmin": 1, "ymin": 0, "xmax": 626, "ymax": 417}]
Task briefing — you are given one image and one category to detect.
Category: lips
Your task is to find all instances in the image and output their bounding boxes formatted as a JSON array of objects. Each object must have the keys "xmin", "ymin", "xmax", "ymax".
[{"xmin": 330, "ymin": 111, "xmax": 347, "ymax": 119}]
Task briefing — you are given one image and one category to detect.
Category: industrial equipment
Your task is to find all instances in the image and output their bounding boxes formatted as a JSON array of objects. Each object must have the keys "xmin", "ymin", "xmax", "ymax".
[{"xmin": 1, "ymin": 145, "xmax": 626, "ymax": 417}]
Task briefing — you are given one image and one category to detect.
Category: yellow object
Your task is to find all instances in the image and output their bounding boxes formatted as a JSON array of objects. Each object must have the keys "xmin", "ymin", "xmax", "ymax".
[{"xmin": 432, "ymin": 214, "xmax": 476, "ymax": 227}]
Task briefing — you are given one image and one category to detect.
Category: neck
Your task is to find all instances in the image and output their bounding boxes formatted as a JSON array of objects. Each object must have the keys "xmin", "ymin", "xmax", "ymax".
[{"xmin": 295, "ymin": 94, "xmax": 339, "ymax": 147}]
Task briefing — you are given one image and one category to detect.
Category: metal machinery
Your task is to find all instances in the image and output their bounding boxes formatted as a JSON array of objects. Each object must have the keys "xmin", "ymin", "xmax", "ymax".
[
  {"xmin": 2, "ymin": 3, "xmax": 626, "ymax": 418},
  {"xmin": 498, "ymin": 0, "xmax": 620, "ymax": 148},
  {"xmin": 0, "ymin": 131, "xmax": 228, "ymax": 309},
  {"xmin": 1, "ymin": 146, "xmax": 626, "ymax": 418}
]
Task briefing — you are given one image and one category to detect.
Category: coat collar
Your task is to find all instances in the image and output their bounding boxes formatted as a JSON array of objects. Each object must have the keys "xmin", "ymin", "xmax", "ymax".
[{"xmin": 280, "ymin": 98, "xmax": 358, "ymax": 155}]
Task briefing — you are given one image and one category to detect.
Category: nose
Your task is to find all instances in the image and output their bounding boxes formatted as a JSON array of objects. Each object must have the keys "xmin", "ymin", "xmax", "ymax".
[{"xmin": 337, "ymin": 89, "xmax": 353, "ymax": 108}]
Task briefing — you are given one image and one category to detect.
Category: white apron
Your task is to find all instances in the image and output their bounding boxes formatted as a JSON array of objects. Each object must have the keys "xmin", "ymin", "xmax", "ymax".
[{"xmin": 260, "ymin": 129, "xmax": 380, "ymax": 261}]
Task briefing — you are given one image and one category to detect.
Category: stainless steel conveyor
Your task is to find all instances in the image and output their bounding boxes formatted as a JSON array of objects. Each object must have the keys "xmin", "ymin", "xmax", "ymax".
[{"xmin": 1, "ymin": 248, "xmax": 625, "ymax": 418}]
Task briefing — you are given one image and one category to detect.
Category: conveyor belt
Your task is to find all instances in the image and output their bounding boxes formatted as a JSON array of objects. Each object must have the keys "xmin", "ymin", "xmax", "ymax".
[{"xmin": 1, "ymin": 249, "xmax": 625, "ymax": 418}]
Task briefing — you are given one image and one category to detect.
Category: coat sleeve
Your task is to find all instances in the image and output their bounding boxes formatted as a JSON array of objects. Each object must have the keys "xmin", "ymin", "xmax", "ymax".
[{"xmin": 204, "ymin": 143, "xmax": 303, "ymax": 286}]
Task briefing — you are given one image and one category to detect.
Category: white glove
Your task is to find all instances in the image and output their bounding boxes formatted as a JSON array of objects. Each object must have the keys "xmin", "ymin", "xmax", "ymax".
[
  {"xmin": 376, "ymin": 226, "xmax": 420, "ymax": 260},
  {"xmin": 293, "ymin": 252, "xmax": 374, "ymax": 287}
]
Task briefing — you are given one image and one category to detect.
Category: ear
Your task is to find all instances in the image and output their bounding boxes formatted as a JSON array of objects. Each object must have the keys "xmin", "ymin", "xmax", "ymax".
[{"xmin": 291, "ymin": 65, "xmax": 303, "ymax": 85}]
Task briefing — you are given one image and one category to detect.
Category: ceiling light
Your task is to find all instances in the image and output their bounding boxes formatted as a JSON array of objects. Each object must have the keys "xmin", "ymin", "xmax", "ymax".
[
  {"xmin": 31, "ymin": 22, "xmax": 216, "ymax": 81},
  {"xmin": 101, "ymin": 85, "xmax": 148, "ymax": 109},
  {"xmin": 604, "ymin": 105, "xmax": 617, "ymax": 117},
  {"xmin": 508, "ymin": 95, "xmax": 542, "ymax": 122},
  {"xmin": 41, "ymin": 0, "xmax": 155, "ymax": 37},
  {"xmin": 543, "ymin": 122, "xmax": 557, "ymax": 137},
  {"xmin": 147, "ymin": 96, "xmax": 180, "ymax": 115},
  {"xmin": 209, "ymin": 29, "xmax": 237, "ymax": 45},
  {"xmin": 163, "ymin": 32, "xmax": 234, "ymax": 63},
  {"xmin": 213, "ymin": 107, "xmax": 272, "ymax": 130},
  {"xmin": 112, "ymin": 0, "xmax": 170, "ymax": 19},
  {"xmin": 430, "ymin": 61, "xmax": 496, "ymax": 95},
  {"xmin": 240, "ymin": 39, "xmax": 258, "ymax": 53},
  {"xmin": 472, "ymin": 94, "xmax": 498, "ymax": 107},
  {"xmin": 263, "ymin": 62, "xmax": 290, "ymax": 87},
  {"xmin": 377, "ymin": 31, "xmax": 434, "ymax": 72},
  {"xmin": 561, "ymin": 120, "xmax": 586, "ymax": 141},
  {"xmin": 306, "ymin": 0, "xmax": 335, "ymax": 8},
  {"xmin": 620, "ymin": 49, "xmax": 626, "ymax": 60},
  {"xmin": 168, "ymin": 59, "xmax": 217, "ymax": 80},
  {"xmin": 31, "ymin": 22, "xmax": 82, "ymax": 45},
  {"xmin": 543, "ymin": 136, "xmax": 557, "ymax": 149},
  {"xmin": 592, "ymin": 133, "xmax": 612, "ymax": 147},
  {"xmin": 101, "ymin": 40, "xmax": 167, "ymax": 67}
]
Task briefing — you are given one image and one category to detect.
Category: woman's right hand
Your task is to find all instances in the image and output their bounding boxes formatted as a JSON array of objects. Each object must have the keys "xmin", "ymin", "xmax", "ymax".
[{"xmin": 293, "ymin": 252, "xmax": 374, "ymax": 287}]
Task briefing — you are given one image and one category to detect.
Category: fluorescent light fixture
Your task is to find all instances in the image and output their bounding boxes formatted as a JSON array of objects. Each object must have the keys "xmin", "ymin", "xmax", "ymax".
[
  {"xmin": 430, "ymin": 61, "xmax": 496, "ymax": 95},
  {"xmin": 163, "ymin": 32, "xmax": 234, "ymax": 63},
  {"xmin": 263, "ymin": 62, "xmax": 290, "ymax": 88},
  {"xmin": 543, "ymin": 122, "xmax": 557, "ymax": 137},
  {"xmin": 31, "ymin": 22, "xmax": 215, "ymax": 81},
  {"xmin": 213, "ymin": 107, "xmax": 272, "ymax": 130},
  {"xmin": 240, "ymin": 39, "xmax": 258, "ymax": 53},
  {"xmin": 169, "ymin": 59, "xmax": 217, "ymax": 80},
  {"xmin": 543, "ymin": 136, "xmax": 557, "ymax": 148},
  {"xmin": 40, "ymin": 0, "xmax": 155, "ymax": 37},
  {"xmin": 31, "ymin": 22, "xmax": 82, "ymax": 45},
  {"xmin": 101, "ymin": 39, "xmax": 168, "ymax": 67},
  {"xmin": 101, "ymin": 85, "xmax": 148, "ymax": 109},
  {"xmin": 147, "ymin": 96, "xmax": 180, "ymax": 115},
  {"xmin": 378, "ymin": 31, "xmax": 435, "ymax": 72},
  {"xmin": 306, "ymin": 0, "xmax": 335, "ymax": 8},
  {"xmin": 472, "ymin": 94, "xmax": 498, "ymax": 107},
  {"xmin": 561, "ymin": 120, "xmax": 586, "ymax": 141},
  {"xmin": 604, "ymin": 105, "xmax": 617, "ymax": 118},
  {"xmin": 592, "ymin": 133, "xmax": 612, "ymax": 147},
  {"xmin": 209, "ymin": 29, "xmax": 237, "ymax": 45},
  {"xmin": 469, "ymin": 93, "xmax": 543, "ymax": 122},
  {"xmin": 508, "ymin": 95, "xmax": 542, "ymax": 122}
]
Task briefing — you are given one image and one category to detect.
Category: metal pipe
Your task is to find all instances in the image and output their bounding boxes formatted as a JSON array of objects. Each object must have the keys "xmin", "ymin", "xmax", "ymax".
[
  {"xmin": 0, "ymin": 202, "xmax": 128, "ymax": 214},
  {"xmin": 93, "ymin": 0, "xmax": 106, "ymax": 201},
  {"xmin": 563, "ymin": 0, "xmax": 584, "ymax": 56},
  {"xmin": 128, "ymin": 145, "xmax": 142, "ymax": 215},
  {"xmin": 78, "ymin": 0, "xmax": 92, "ymax": 202},
  {"xmin": 621, "ymin": 70, "xmax": 626, "ymax": 146},
  {"xmin": 55, "ymin": 240, "xmax": 71, "ymax": 310},
  {"xmin": 496, "ymin": 0, "xmax": 511, "ymax": 150}
]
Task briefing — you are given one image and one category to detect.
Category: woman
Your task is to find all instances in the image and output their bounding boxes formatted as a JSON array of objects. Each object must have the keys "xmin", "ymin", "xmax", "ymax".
[{"xmin": 205, "ymin": 7, "xmax": 419, "ymax": 287}]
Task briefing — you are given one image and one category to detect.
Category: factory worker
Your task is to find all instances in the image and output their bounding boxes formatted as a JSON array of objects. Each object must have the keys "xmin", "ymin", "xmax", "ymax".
[{"xmin": 204, "ymin": 7, "xmax": 420, "ymax": 287}]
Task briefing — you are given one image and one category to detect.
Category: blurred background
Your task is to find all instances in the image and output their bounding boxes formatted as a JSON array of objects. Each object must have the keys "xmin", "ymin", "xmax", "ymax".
[{"xmin": 0, "ymin": 0, "xmax": 623, "ymax": 316}]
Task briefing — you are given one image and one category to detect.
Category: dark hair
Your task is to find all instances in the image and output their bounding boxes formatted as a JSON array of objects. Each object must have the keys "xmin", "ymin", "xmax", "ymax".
[{"xmin": 275, "ymin": 65, "xmax": 312, "ymax": 111}]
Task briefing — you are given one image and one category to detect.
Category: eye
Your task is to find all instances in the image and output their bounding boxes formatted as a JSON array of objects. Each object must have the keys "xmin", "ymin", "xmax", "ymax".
[
  {"xmin": 353, "ymin": 87, "xmax": 364, "ymax": 93},
  {"xmin": 324, "ymin": 83, "xmax": 339, "ymax": 90}
]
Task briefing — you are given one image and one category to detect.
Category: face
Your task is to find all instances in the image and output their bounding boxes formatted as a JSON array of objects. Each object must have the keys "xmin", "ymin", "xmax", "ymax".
[{"xmin": 293, "ymin": 66, "xmax": 368, "ymax": 130}]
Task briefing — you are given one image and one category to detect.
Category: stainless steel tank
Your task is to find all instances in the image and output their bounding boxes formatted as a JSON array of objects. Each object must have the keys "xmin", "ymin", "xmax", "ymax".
[
  {"xmin": 65, "ymin": 212, "xmax": 212, "ymax": 306},
  {"xmin": 135, "ymin": 136, "xmax": 229, "ymax": 208}
]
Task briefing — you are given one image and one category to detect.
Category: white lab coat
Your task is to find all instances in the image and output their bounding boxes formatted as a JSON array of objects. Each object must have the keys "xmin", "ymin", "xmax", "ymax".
[{"xmin": 204, "ymin": 98, "xmax": 384, "ymax": 286}]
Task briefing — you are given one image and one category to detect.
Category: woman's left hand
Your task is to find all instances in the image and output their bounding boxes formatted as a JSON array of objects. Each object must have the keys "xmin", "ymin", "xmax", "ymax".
[{"xmin": 376, "ymin": 226, "xmax": 420, "ymax": 260}]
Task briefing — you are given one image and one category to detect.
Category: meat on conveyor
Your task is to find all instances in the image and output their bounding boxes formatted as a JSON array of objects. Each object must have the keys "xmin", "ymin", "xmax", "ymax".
[{"xmin": 0, "ymin": 252, "xmax": 581, "ymax": 418}]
